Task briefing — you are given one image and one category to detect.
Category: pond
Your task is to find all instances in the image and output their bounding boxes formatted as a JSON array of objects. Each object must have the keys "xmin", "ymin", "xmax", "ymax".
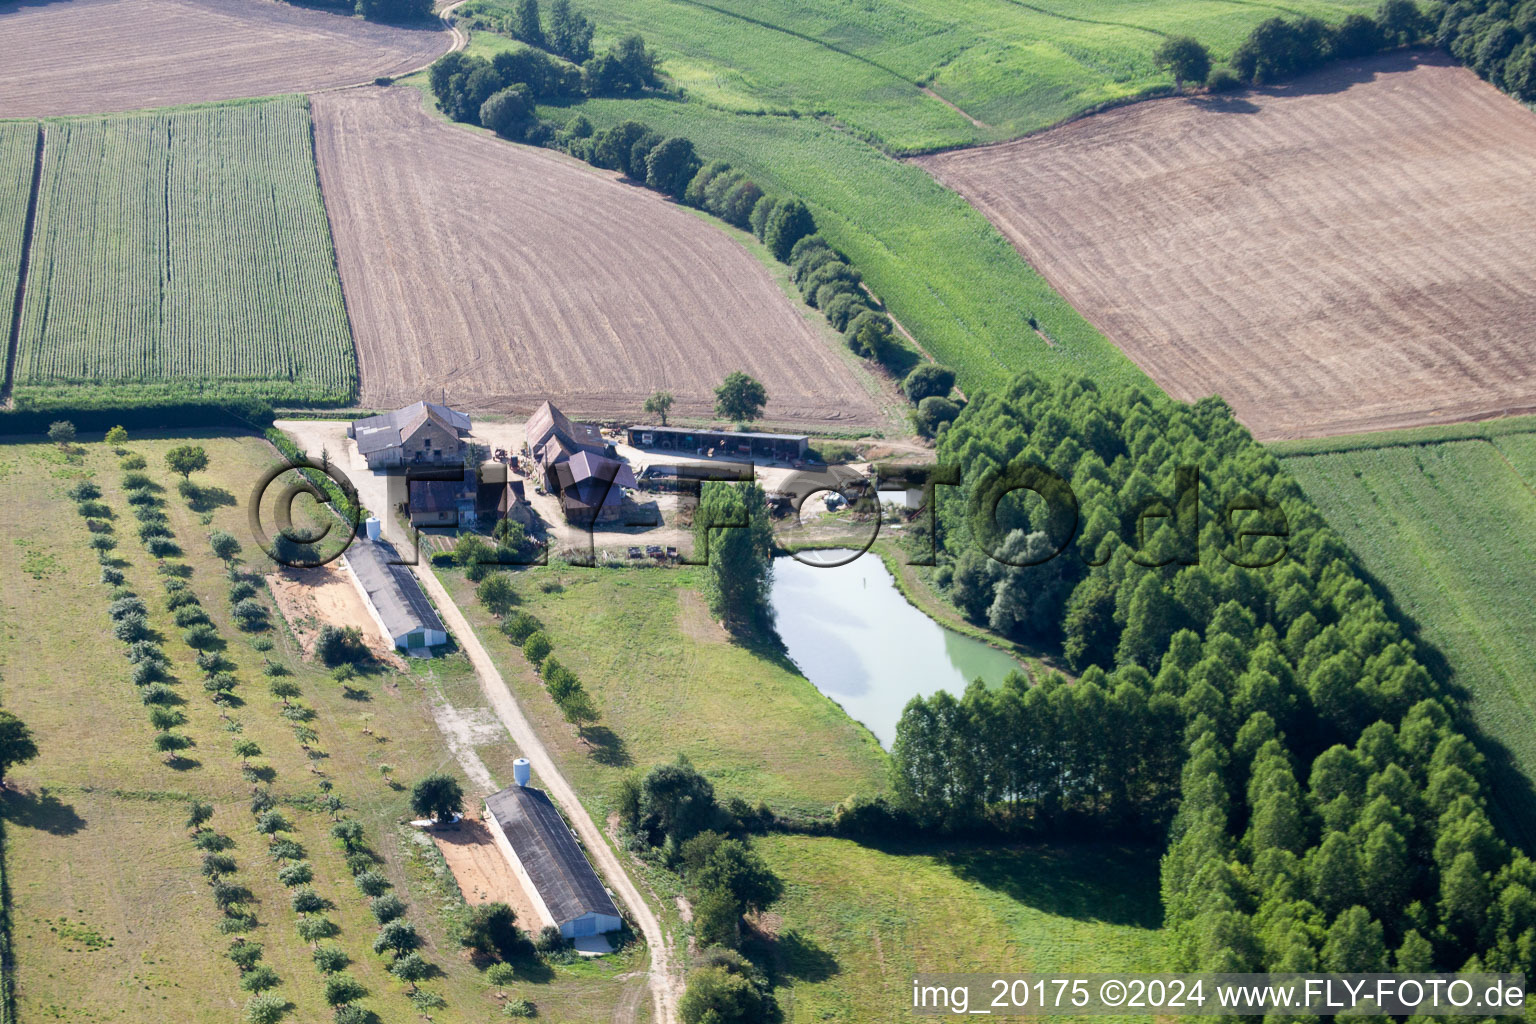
[{"xmin": 769, "ymin": 550, "xmax": 1025, "ymax": 748}]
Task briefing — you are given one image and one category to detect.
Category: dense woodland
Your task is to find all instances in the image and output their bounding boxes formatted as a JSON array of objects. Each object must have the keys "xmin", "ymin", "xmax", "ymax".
[
  {"xmin": 888, "ymin": 375, "xmax": 1536, "ymax": 977},
  {"xmin": 1436, "ymin": 0, "xmax": 1536, "ymax": 99}
]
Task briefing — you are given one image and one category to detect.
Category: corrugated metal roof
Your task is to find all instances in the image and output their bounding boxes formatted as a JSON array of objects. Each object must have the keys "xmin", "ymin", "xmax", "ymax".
[
  {"xmin": 486, "ymin": 786, "xmax": 620, "ymax": 926},
  {"xmin": 344, "ymin": 537, "xmax": 445, "ymax": 640},
  {"xmin": 628, "ymin": 424, "xmax": 808, "ymax": 443}
]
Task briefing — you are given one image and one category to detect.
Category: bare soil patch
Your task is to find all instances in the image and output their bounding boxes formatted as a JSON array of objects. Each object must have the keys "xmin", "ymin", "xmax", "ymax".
[
  {"xmin": 430, "ymin": 816, "xmax": 544, "ymax": 928},
  {"xmin": 0, "ymin": 0, "xmax": 451, "ymax": 118},
  {"xmin": 266, "ymin": 564, "xmax": 405, "ymax": 667},
  {"xmin": 918, "ymin": 52, "xmax": 1536, "ymax": 441},
  {"xmin": 309, "ymin": 88, "xmax": 884, "ymax": 429}
]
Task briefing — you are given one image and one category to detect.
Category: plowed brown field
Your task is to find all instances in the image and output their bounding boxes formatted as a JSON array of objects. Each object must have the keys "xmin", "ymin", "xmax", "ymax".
[
  {"xmin": 918, "ymin": 52, "xmax": 1536, "ymax": 441},
  {"xmin": 0, "ymin": 0, "xmax": 451, "ymax": 117},
  {"xmin": 311, "ymin": 88, "xmax": 883, "ymax": 427}
]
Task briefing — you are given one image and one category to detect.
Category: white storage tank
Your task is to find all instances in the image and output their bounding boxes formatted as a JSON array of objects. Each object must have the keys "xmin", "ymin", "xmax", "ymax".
[
  {"xmin": 513, "ymin": 758, "xmax": 531, "ymax": 787},
  {"xmin": 364, "ymin": 516, "xmax": 381, "ymax": 541}
]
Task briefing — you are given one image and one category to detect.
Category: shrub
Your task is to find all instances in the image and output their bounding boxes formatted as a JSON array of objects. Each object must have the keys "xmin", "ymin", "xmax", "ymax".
[
  {"xmin": 534, "ymin": 924, "xmax": 566, "ymax": 953},
  {"xmin": 324, "ymin": 973, "xmax": 367, "ymax": 1007},
  {"xmin": 114, "ymin": 614, "xmax": 151, "ymax": 643},
  {"xmin": 255, "ymin": 810, "xmax": 290, "ymax": 835},
  {"xmin": 140, "ymin": 683, "xmax": 176, "ymax": 706},
  {"xmin": 100, "ymin": 566, "xmax": 125, "ymax": 586},
  {"xmin": 228, "ymin": 939, "xmax": 264, "ymax": 971},
  {"xmin": 521, "ymin": 631, "xmax": 552, "ymax": 666},
  {"xmin": 314, "ymin": 943, "xmax": 349, "ymax": 973},
  {"xmin": 684, "ymin": 159, "xmax": 731, "ymax": 207},
  {"xmin": 120, "ymin": 453, "xmax": 147, "ymax": 470},
  {"xmin": 269, "ymin": 838, "xmax": 304, "ymax": 861},
  {"xmin": 122, "ymin": 471, "xmax": 153, "ymax": 491},
  {"xmin": 240, "ymin": 965, "xmax": 281, "ymax": 993},
  {"xmin": 903, "ymin": 364, "xmax": 957, "ymax": 403},
  {"xmin": 147, "ymin": 537, "xmax": 181, "ymax": 557},
  {"xmin": 291, "ymin": 886, "xmax": 327, "ymax": 914},
  {"xmin": 229, "ymin": 580, "xmax": 257, "ymax": 602},
  {"xmin": 345, "ymin": 851, "xmax": 375, "ymax": 876},
  {"xmin": 174, "ymin": 605, "xmax": 210, "ymax": 628},
  {"xmin": 503, "ymin": 998, "xmax": 536, "ymax": 1018},
  {"xmin": 482, "ymin": 83, "xmax": 536, "ymax": 139},
  {"xmin": 373, "ymin": 919, "xmax": 420, "ymax": 955},
  {"xmin": 297, "ymin": 916, "xmax": 338, "ymax": 943},
  {"xmin": 486, "ymin": 961, "xmax": 518, "ymax": 988},
  {"xmin": 333, "ymin": 1006, "xmax": 367, "ymax": 1024},
  {"xmin": 183, "ymin": 623, "xmax": 220, "ymax": 649},
  {"xmin": 315, "ymin": 625, "xmax": 367, "ymax": 667},
  {"xmin": 355, "ymin": 870, "xmax": 392, "ymax": 897},
  {"xmin": 243, "ymin": 993, "xmax": 287, "ymax": 1024},
  {"xmin": 463, "ymin": 901, "xmax": 525, "ymax": 959},
  {"xmin": 914, "ymin": 396, "xmax": 962, "ymax": 437},
  {"xmin": 371, "ymin": 893, "xmax": 407, "ymax": 924},
  {"xmin": 278, "ymin": 861, "xmax": 313, "ymax": 887},
  {"xmin": 109, "ymin": 596, "xmax": 146, "ymax": 620},
  {"xmin": 89, "ymin": 534, "xmax": 117, "ymax": 552},
  {"xmin": 501, "ymin": 611, "xmax": 542, "ymax": 645},
  {"xmin": 67, "ymin": 481, "xmax": 101, "ymax": 501},
  {"xmin": 232, "ymin": 599, "xmax": 268, "ymax": 629},
  {"xmin": 166, "ymin": 590, "xmax": 199, "ymax": 611}
]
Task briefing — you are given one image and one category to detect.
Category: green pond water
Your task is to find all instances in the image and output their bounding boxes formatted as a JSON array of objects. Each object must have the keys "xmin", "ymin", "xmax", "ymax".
[{"xmin": 769, "ymin": 550, "xmax": 1024, "ymax": 747}]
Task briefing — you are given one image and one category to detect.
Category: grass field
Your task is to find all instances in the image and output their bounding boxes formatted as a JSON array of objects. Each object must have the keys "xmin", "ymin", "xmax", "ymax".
[
  {"xmin": 754, "ymin": 835, "xmax": 1164, "ymax": 1023},
  {"xmin": 1284, "ymin": 430, "xmax": 1536, "ymax": 849},
  {"xmin": 11, "ymin": 98, "xmax": 355, "ymax": 410},
  {"xmin": 437, "ymin": 563, "xmax": 889, "ymax": 819},
  {"xmin": 0, "ymin": 435, "xmax": 636, "ymax": 1023}
]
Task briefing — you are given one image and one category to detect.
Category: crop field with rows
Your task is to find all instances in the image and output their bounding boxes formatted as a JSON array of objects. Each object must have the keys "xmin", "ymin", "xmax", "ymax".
[
  {"xmin": 0, "ymin": 122, "xmax": 37, "ymax": 363},
  {"xmin": 12, "ymin": 98, "xmax": 356, "ymax": 410},
  {"xmin": 1285, "ymin": 433, "xmax": 1536, "ymax": 848}
]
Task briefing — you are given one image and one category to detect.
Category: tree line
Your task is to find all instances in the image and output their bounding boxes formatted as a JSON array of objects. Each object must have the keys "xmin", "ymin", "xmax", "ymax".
[
  {"xmin": 1437, "ymin": 0, "xmax": 1536, "ymax": 100},
  {"xmin": 881, "ymin": 373, "xmax": 1536, "ymax": 978}
]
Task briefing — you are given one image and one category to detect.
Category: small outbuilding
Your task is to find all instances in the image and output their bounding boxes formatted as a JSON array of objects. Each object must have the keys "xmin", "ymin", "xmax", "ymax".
[
  {"xmin": 343, "ymin": 537, "xmax": 447, "ymax": 654},
  {"xmin": 484, "ymin": 776, "xmax": 622, "ymax": 940}
]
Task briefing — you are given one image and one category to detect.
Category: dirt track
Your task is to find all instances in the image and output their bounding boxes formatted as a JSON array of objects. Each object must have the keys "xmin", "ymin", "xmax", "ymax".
[
  {"xmin": 918, "ymin": 52, "xmax": 1536, "ymax": 441},
  {"xmin": 0, "ymin": 0, "xmax": 452, "ymax": 118},
  {"xmin": 309, "ymin": 87, "xmax": 884, "ymax": 428}
]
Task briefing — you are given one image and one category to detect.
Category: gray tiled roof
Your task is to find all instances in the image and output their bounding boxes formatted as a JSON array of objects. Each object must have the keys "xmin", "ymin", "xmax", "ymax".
[
  {"xmin": 353, "ymin": 402, "xmax": 471, "ymax": 455},
  {"xmin": 344, "ymin": 537, "xmax": 445, "ymax": 640},
  {"xmin": 485, "ymin": 785, "xmax": 619, "ymax": 926}
]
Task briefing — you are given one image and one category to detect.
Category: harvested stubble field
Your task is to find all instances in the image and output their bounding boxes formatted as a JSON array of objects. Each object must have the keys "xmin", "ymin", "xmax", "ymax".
[
  {"xmin": 918, "ymin": 52, "xmax": 1536, "ymax": 441},
  {"xmin": 0, "ymin": 0, "xmax": 451, "ymax": 118},
  {"xmin": 310, "ymin": 87, "xmax": 885, "ymax": 428},
  {"xmin": 14, "ymin": 98, "xmax": 356, "ymax": 409}
]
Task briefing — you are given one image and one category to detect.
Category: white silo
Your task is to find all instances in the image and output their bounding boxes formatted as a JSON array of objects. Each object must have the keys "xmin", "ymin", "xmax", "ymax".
[
  {"xmin": 364, "ymin": 516, "xmax": 381, "ymax": 541},
  {"xmin": 513, "ymin": 758, "xmax": 531, "ymax": 787}
]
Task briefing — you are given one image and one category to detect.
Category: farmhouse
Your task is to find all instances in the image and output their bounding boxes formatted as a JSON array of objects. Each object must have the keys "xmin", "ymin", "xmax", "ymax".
[
  {"xmin": 484, "ymin": 769, "xmax": 623, "ymax": 940},
  {"xmin": 526, "ymin": 400, "xmax": 607, "ymax": 469},
  {"xmin": 349, "ymin": 401, "xmax": 471, "ymax": 470},
  {"xmin": 628, "ymin": 424, "xmax": 808, "ymax": 462},
  {"xmin": 343, "ymin": 536, "xmax": 447, "ymax": 653}
]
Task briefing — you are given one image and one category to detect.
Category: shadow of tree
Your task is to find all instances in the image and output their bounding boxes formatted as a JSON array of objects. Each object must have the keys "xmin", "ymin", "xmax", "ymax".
[
  {"xmin": 940, "ymin": 842, "xmax": 1163, "ymax": 929},
  {"xmin": 763, "ymin": 927, "xmax": 839, "ymax": 983},
  {"xmin": 186, "ymin": 484, "xmax": 238, "ymax": 513},
  {"xmin": 2, "ymin": 787, "xmax": 86, "ymax": 835},
  {"xmin": 584, "ymin": 726, "xmax": 631, "ymax": 768}
]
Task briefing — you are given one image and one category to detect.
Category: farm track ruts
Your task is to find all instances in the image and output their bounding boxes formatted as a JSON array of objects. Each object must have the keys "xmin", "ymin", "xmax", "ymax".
[
  {"xmin": 0, "ymin": 0, "xmax": 453, "ymax": 118},
  {"xmin": 310, "ymin": 88, "xmax": 882, "ymax": 427},
  {"xmin": 918, "ymin": 51, "xmax": 1536, "ymax": 441}
]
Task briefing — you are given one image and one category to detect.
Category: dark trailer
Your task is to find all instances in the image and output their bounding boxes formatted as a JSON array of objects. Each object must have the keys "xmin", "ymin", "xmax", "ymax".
[{"xmin": 627, "ymin": 425, "xmax": 809, "ymax": 461}]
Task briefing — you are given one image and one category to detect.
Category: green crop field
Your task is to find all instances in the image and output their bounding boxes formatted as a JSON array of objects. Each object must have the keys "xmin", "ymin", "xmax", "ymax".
[
  {"xmin": 0, "ymin": 436, "xmax": 635, "ymax": 1023},
  {"xmin": 12, "ymin": 99, "xmax": 355, "ymax": 411},
  {"xmin": 1284, "ymin": 432, "xmax": 1536, "ymax": 849},
  {"xmin": 0, "ymin": 122, "xmax": 37, "ymax": 375},
  {"xmin": 471, "ymin": 0, "xmax": 1375, "ymax": 152}
]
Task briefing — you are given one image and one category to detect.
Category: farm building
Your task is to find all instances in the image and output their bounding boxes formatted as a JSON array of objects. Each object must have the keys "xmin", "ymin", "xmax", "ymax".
[
  {"xmin": 548, "ymin": 450, "xmax": 636, "ymax": 523},
  {"xmin": 526, "ymin": 401, "xmax": 608, "ymax": 470},
  {"xmin": 484, "ymin": 771, "xmax": 623, "ymax": 940},
  {"xmin": 349, "ymin": 401, "xmax": 472, "ymax": 470},
  {"xmin": 343, "ymin": 536, "xmax": 447, "ymax": 653},
  {"xmin": 628, "ymin": 425, "xmax": 808, "ymax": 462}
]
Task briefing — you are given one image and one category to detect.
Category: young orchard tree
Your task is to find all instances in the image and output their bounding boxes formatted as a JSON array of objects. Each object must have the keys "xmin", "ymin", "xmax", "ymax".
[
  {"xmin": 643, "ymin": 390, "xmax": 675, "ymax": 426},
  {"xmin": 210, "ymin": 529, "xmax": 241, "ymax": 564},
  {"xmin": 165, "ymin": 444, "xmax": 209, "ymax": 481},
  {"xmin": 411, "ymin": 773, "xmax": 464, "ymax": 824},
  {"xmin": 47, "ymin": 420, "xmax": 76, "ymax": 447}
]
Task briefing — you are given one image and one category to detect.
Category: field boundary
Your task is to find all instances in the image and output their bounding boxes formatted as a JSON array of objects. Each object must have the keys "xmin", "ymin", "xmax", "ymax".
[
  {"xmin": 1270, "ymin": 413, "xmax": 1536, "ymax": 457},
  {"xmin": 1, "ymin": 122, "xmax": 42, "ymax": 410}
]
